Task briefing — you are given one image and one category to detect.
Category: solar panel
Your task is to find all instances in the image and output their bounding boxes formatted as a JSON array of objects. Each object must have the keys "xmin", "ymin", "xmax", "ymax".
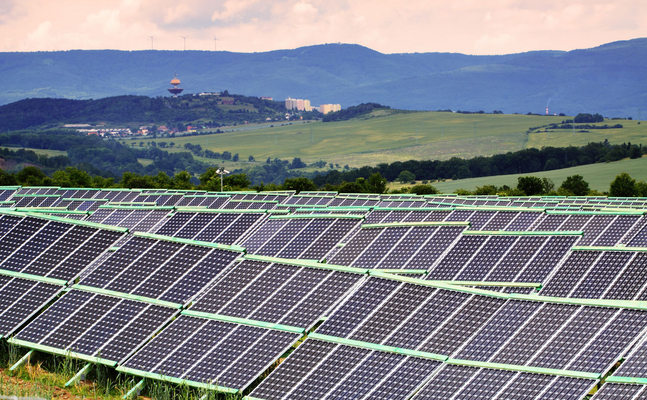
[
  {"xmin": 190, "ymin": 258, "xmax": 364, "ymax": 330},
  {"xmin": 79, "ymin": 237, "xmax": 240, "ymax": 305},
  {"xmin": 13, "ymin": 289, "xmax": 177, "ymax": 364},
  {"xmin": 0, "ymin": 278, "xmax": 63, "ymax": 337},
  {"xmin": 591, "ymin": 384, "xmax": 646, "ymax": 399},
  {"xmin": 120, "ymin": 315, "xmax": 301, "ymax": 392},
  {"xmin": 0, "ymin": 217, "xmax": 49, "ymax": 261}
]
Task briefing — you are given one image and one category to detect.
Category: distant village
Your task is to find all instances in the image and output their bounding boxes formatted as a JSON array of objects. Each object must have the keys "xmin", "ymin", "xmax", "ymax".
[{"xmin": 66, "ymin": 74, "xmax": 342, "ymax": 139}]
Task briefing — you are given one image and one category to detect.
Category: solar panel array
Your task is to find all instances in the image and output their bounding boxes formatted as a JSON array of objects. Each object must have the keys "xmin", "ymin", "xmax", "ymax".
[{"xmin": 1, "ymin": 186, "xmax": 647, "ymax": 399}]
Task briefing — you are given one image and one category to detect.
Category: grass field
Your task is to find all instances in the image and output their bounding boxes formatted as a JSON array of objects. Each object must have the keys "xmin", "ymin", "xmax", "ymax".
[
  {"xmin": 145, "ymin": 113, "xmax": 647, "ymax": 169},
  {"xmin": 526, "ymin": 120, "xmax": 646, "ymax": 149},
  {"xmin": 146, "ymin": 113, "xmax": 564, "ymax": 167},
  {"xmin": 422, "ymin": 156, "xmax": 647, "ymax": 193}
]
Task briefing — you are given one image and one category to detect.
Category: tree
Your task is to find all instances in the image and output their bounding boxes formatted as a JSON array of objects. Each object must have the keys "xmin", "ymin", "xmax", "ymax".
[
  {"xmin": 609, "ymin": 172, "xmax": 638, "ymax": 197},
  {"xmin": 629, "ymin": 146, "xmax": 642, "ymax": 159},
  {"xmin": 541, "ymin": 177, "xmax": 554, "ymax": 194},
  {"xmin": 172, "ymin": 171, "xmax": 193, "ymax": 189},
  {"xmin": 281, "ymin": 177, "xmax": 317, "ymax": 193},
  {"xmin": 409, "ymin": 184, "xmax": 439, "ymax": 195},
  {"xmin": 0, "ymin": 169, "xmax": 17, "ymax": 186},
  {"xmin": 337, "ymin": 181, "xmax": 365, "ymax": 193},
  {"xmin": 153, "ymin": 171, "xmax": 172, "ymax": 188},
  {"xmin": 120, "ymin": 172, "xmax": 156, "ymax": 188},
  {"xmin": 16, "ymin": 166, "xmax": 46, "ymax": 186},
  {"xmin": 475, "ymin": 185, "xmax": 498, "ymax": 195},
  {"xmin": 398, "ymin": 170, "xmax": 416, "ymax": 183},
  {"xmin": 224, "ymin": 173, "xmax": 251, "ymax": 189},
  {"xmin": 560, "ymin": 175, "xmax": 589, "ymax": 196},
  {"xmin": 248, "ymin": 155, "xmax": 255, "ymax": 162},
  {"xmin": 232, "ymin": 153, "xmax": 239, "ymax": 162},
  {"xmin": 52, "ymin": 167, "xmax": 92, "ymax": 188},
  {"xmin": 365, "ymin": 172, "xmax": 388, "ymax": 194},
  {"xmin": 290, "ymin": 158, "xmax": 307, "ymax": 169},
  {"xmin": 637, "ymin": 181, "xmax": 647, "ymax": 197},
  {"xmin": 516, "ymin": 176, "xmax": 544, "ymax": 195}
]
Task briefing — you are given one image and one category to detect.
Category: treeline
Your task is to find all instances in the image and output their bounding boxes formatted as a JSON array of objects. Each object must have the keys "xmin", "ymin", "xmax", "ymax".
[
  {"xmin": 455, "ymin": 173, "xmax": 647, "ymax": 198},
  {"xmin": 0, "ymin": 130, "xmax": 322, "ymax": 185},
  {"xmin": 322, "ymin": 103, "xmax": 391, "ymax": 122},
  {"xmin": 0, "ymin": 130, "xmax": 210, "ymax": 178},
  {"xmin": 4, "ymin": 164, "xmax": 647, "ymax": 201},
  {"xmin": 0, "ymin": 93, "xmax": 286, "ymax": 130},
  {"xmin": 546, "ymin": 123, "xmax": 624, "ymax": 130},
  {"xmin": 0, "ymin": 147, "xmax": 70, "ymax": 170},
  {"xmin": 312, "ymin": 141, "xmax": 646, "ymax": 186}
]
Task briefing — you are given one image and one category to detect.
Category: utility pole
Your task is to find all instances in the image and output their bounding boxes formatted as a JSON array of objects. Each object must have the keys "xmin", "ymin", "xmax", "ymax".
[
  {"xmin": 442, "ymin": 125, "xmax": 444, "ymax": 139},
  {"xmin": 275, "ymin": 131, "xmax": 278, "ymax": 145},
  {"xmin": 416, "ymin": 126, "xmax": 419, "ymax": 145},
  {"xmin": 474, "ymin": 121, "xmax": 476, "ymax": 138},
  {"xmin": 310, "ymin": 125, "xmax": 313, "ymax": 144}
]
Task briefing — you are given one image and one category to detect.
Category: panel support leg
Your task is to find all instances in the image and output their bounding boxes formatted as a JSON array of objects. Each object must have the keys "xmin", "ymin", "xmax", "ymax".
[
  {"xmin": 65, "ymin": 363, "xmax": 92, "ymax": 387},
  {"xmin": 9, "ymin": 349, "xmax": 33, "ymax": 371},
  {"xmin": 123, "ymin": 379, "xmax": 145, "ymax": 399}
]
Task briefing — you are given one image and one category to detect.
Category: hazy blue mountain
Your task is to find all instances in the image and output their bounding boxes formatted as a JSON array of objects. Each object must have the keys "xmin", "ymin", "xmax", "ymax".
[{"xmin": 2, "ymin": 38, "xmax": 646, "ymax": 117}]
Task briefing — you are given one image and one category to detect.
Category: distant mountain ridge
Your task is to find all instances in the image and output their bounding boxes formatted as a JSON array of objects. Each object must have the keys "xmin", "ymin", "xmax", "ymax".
[{"xmin": 2, "ymin": 38, "xmax": 646, "ymax": 117}]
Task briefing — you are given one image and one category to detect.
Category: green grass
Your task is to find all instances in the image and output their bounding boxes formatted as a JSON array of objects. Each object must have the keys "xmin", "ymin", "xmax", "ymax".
[
  {"xmin": 145, "ymin": 113, "xmax": 647, "ymax": 169},
  {"xmin": 0, "ymin": 343, "xmax": 240, "ymax": 400},
  {"xmin": 526, "ymin": 120, "xmax": 647, "ymax": 149},
  {"xmin": 0, "ymin": 147, "xmax": 67, "ymax": 157},
  {"xmin": 430, "ymin": 156, "xmax": 647, "ymax": 193},
  {"xmin": 145, "ymin": 113, "xmax": 565, "ymax": 167},
  {"xmin": 137, "ymin": 158, "xmax": 154, "ymax": 167}
]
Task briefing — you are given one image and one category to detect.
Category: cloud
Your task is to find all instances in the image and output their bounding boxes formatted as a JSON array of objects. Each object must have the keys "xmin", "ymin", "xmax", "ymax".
[{"xmin": 0, "ymin": 0, "xmax": 645, "ymax": 54}]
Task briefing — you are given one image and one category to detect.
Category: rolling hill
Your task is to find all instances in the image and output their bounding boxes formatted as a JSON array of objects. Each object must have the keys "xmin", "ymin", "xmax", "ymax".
[{"xmin": 1, "ymin": 38, "xmax": 647, "ymax": 117}]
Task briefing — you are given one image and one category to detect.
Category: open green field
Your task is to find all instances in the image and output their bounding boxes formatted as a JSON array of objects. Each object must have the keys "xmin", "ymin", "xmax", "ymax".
[
  {"xmin": 146, "ymin": 113, "xmax": 562, "ymax": 167},
  {"xmin": 526, "ymin": 120, "xmax": 647, "ymax": 149},
  {"xmin": 424, "ymin": 156, "xmax": 647, "ymax": 193},
  {"xmin": 146, "ymin": 113, "xmax": 647, "ymax": 168},
  {"xmin": 0, "ymin": 147, "xmax": 67, "ymax": 157}
]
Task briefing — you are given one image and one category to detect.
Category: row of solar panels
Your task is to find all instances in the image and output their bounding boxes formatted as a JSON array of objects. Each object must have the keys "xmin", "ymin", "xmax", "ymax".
[
  {"xmin": 2, "ymin": 199, "xmax": 647, "ymax": 398},
  {"xmin": 4, "ymin": 186, "xmax": 647, "ymax": 214}
]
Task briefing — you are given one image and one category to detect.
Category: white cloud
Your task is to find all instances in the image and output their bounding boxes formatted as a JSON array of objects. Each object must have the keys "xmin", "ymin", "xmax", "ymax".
[{"xmin": 0, "ymin": 0, "xmax": 644, "ymax": 54}]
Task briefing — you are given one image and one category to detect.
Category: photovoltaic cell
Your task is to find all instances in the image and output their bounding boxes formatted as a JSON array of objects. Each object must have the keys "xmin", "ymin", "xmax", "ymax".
[
  {"xmin": 0, "ymin": 278, "xmax": 62, "ymax": 337},
  {"xmin": 122, "ymin": 315, "xmax": 300, "ymax": 391},
  {"xmin": 590, "ymin": 384, "xmax": 645, "ymax": 400},
  {"xmin": 15, "ymin": 290, "xmax": 177, "ymax": 363}
]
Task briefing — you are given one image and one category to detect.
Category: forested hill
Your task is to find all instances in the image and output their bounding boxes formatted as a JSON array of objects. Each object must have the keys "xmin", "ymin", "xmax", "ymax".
[
  {"xmin": 0, "ymin": 93, "xmax": 286, "ymax": 130},
  {"xmin": 1, "ymin": 38, "xmax": 647, "ymax": 117}
]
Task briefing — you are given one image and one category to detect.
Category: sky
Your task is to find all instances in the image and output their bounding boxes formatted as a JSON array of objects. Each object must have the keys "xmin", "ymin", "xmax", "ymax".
[{"xmin": 0, "ymin": 0, "xmax": 645, "ymax": 55}]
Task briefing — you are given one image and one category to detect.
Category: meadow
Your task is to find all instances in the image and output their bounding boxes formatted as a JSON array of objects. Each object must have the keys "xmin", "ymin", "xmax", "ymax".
[
  {"xmin": 147, "ymin": 112, "xmax": 647, "ymax": 169},
  {"xmin": 415, "ymin": 156, "xmax": 647, "ymax": 193}
]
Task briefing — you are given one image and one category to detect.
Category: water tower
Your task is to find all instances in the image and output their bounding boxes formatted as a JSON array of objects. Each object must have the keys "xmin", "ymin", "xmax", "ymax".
[{"xmin": 168, "ymin": 73, "xmax": 184, "ymax": 97}]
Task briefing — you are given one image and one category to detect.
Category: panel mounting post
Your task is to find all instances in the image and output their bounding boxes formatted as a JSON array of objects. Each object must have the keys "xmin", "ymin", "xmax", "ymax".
[
  {"xmin": 65, "ymin": 363, "xmax": 92, "ymax": 387},
  {"xmin": 123, "ymin": 379, "xmax": 145, "ymax": 399},
  {"xmin": 9, "ymin": 349, "xmax": 34, "ymax": 371}
]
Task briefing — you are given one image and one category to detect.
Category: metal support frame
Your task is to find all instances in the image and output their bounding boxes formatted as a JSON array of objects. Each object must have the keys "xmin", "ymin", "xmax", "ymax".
[
  {"xmin": 9, "ymin": 349, "xmax": 34, "ymax": 371},
  {"xmin": 123, "ymin": 379, "xmax": 146, "ymax": 399},
  {"xmin": 65, "ymin": 363, "xmax": 92, "ymax": 387}
]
